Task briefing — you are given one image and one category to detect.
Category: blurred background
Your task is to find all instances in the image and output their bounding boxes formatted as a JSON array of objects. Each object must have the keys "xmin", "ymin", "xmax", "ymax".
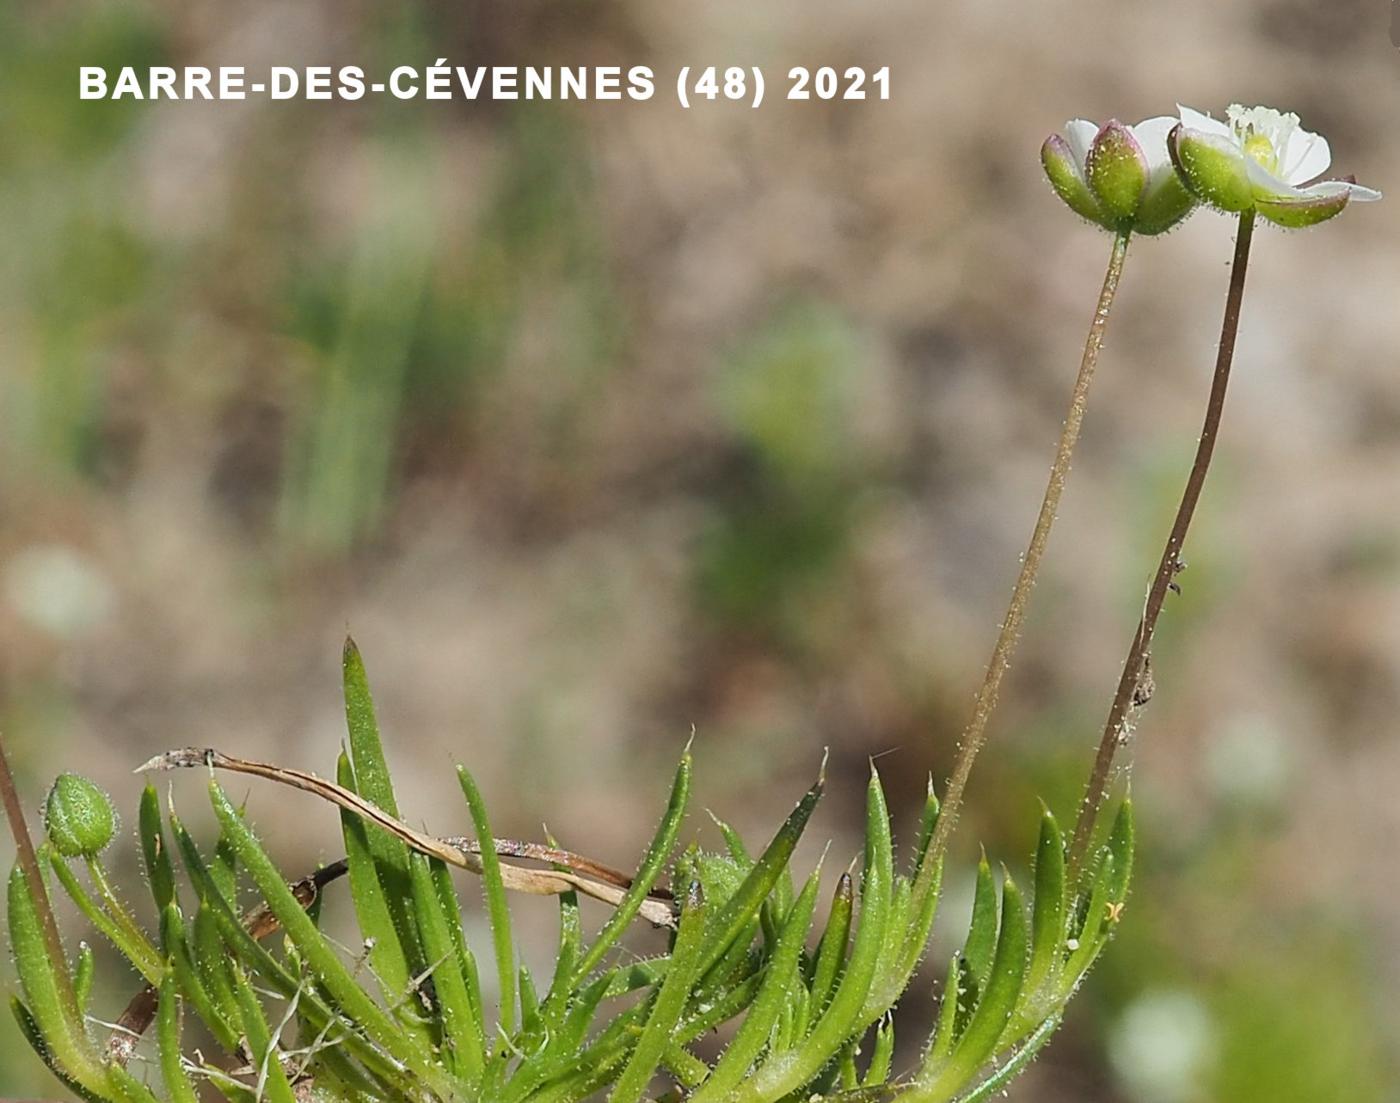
[{"xmin": 2, "ymin": 1, "xmax": 1398, "ymax": 1099}]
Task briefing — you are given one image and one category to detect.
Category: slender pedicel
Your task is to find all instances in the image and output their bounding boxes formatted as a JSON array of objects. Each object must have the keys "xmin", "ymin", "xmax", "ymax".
[
  {"xmin": 1067, "ymin": 211, "xmax": 1256, "ymax": 879},
  {"xmin": 926, "ymin": 229, "xmax": 1129, "ymax": 863},
  {"xmin": 927, "ymin": 116, "xmax": 1198, "ymax": 862}
]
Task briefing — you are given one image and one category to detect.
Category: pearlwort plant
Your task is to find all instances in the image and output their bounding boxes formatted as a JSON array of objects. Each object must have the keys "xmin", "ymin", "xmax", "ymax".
[{"xmin": 1, "ymin": 104, "xmax": 1381, "ymax": 1103}]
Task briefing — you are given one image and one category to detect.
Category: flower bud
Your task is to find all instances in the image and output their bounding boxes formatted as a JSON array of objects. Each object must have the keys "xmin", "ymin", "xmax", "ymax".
[
  {"xmin": 1086, "ymin": 121, "xmax": 1149, "ymax": 222},
  {"xmin": 1042, "ymin": 116, "xmax": 1195, "ymax": 236},
  {"xmin": 44, "ymin": 773, "xmax": 117, "ymax": 858}
]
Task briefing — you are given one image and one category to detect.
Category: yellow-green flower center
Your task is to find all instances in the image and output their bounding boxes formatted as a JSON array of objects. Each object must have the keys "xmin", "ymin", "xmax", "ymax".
[{"xmin": 1242, "ymin": 132, "xmax": 1278, "ymax": 174}]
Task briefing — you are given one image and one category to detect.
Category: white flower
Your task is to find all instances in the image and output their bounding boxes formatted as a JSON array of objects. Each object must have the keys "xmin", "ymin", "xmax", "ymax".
[
  {"xmin": 1169, "ymin": 103, "xmax": 1381, "ymax": 227},
  {"xmin": 1042, "ymin": 117, "xmax": 1195, "ymax": 235}
]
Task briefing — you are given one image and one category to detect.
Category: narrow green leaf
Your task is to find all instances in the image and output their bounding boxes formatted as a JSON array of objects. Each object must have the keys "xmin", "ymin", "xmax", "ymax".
[
  {"xmin": 431, "ymin": 857, "xmax": 477, "ymax": 995},
  {"xmin": 729, "ymin": 769, "xmax": 892, "ymax": 1102},
  {"xmin": 73, "ymin": 942, "xmax": 94, "ymax": 1011},
  {"xmin": 7, "ymin": 865, "xmax": 106, "ymax": 1093},
  {"xmin": 166, "ymin": 811, "xmax": 411, "ymax": 1096},
  {"xmin": 1105, "ymin": 799, "xmax": 1134, "ymax": 905},
  {"xmin": 334, "ymin": 752, "xmax": 416, "ymax": 1007},
  {"xmin": 1024, "ymin": 806, "xmax": 1067, "ymax": 1000},
  {"xmin": 342, "ymin": 637, "xmax": 402, "ymax": 817},
  {"xmin": 892, "ymin": 853, "xmax": 943, "ymax": 995},
  {"xmin": 164, "ymin": 904, "xmax": 243, "ymax": 1054},
  {"xmin": 662, "ymin": 1042, "xmax": 711, "ymax": 1089},
  {"xmin": 927, "ymin": 952, "xmax": 963, "ymax": 1067},
  {"xmin": 544, "ymin": 871, "xmax": 581, "ymax": 1023},
  {"xmin": 457, "ymin": 764, "xmax": 517, "ymax": 1038},
  {"xmin": 229, "ymin": 961, "xmax": 299, "ymax": 1103},
  {"xmin": 156, "ymin": 971, "xmax": 200, "ymax": 1103},
  {"xmin": 10, "ymin": 997, "xmax": 109, "ymax": 1103},
  {"xmin": 864, "ymin": 1014, "xmax": 895, "ymax": 1087},
  {"xmin": 713, "ymin": 815, "xmax": 786, "ymax": 948},
  {"xmin": 139, "ymin": 786, "xmax": 176, "ymax": 917},
  {"xmin": 963, "ymin": 856, "xmax": 998, "ymax": 989},
  {"xmin": 210, "ymin": 815, "xmax": 239, "ymax": 905},
  {"xmin": 341, "ymin": 638, "xmax": 427, "ymax": 978},
  {"xmin": 697, "ymin": 764, "xmax": 823, "ymax": 980},
  {"xmin": 519, "ymin": 963, "xmax": 542, "ymax": 1037},
  {"xmin": 932, "ymin": 874, "xmax": 1030, "ymax": 1092},
  {"xmin": 691, "ymin": 868, "xmax": 821, "ymax": 1102},
  {"xmin": 837, "ymin": 1038, "xmax": 860, "ymax": 1091},
  {"xmin": 567, "ymin": 744, "xmax": 693, "ymax": 988},
  {"xmin": 206, "ymin": 781, "xmax": 459, "ymax": 1099},
  {"xmin": 609, "ymin": 880, "xmax": 710, "ymax": 1103},
  {"xmin": 501, "ymin": 973, "xmax": 614, "ymax": 1103},
  {"xmin": 407, "ymin": 851, "xmax": 484, "ymax": 1080},
  {"xmin": 1063, "ymin": 851, "xmax": 1115, "ymax": 986},
  {"xmin": 955, "ymin": 1011, "xmax": 1063, "ymax": 1103},
  {"xmin": 911, "ymin": 775, "xmax": 941, "ymax": 878},
  {"xmin": 809, "ymin": 870, "xmax": 853, "ymax": 1017}
]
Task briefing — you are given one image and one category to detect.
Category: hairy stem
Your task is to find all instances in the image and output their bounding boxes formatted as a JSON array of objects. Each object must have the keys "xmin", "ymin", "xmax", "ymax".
[
  {"xmin": 929, "ymin": 232, "xmax": 1136, "ymax": 862},
  {"xmin": 928, "ymin": 231, "xmax": 1131, "ymax": 864},
  {"xmin": 1068, "ymin": 211, "xmax": 1256, "ymax": 879},
  {"xmin": 0, "ymin": 731, "xmax": 80, "ymax": 1020}
]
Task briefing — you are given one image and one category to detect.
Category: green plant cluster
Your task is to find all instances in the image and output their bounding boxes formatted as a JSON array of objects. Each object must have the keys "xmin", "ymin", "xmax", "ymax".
[{"xmin": 8, "ymin": 642, "xmax": 1131, "ymax": 1102}]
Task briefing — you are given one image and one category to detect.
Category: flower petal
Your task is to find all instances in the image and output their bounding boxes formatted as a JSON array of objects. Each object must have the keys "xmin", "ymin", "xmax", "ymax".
[
  {"xmin": 1177, "ymin": 104, "xmax": 1232, "ymax": 139},
  {"xmin": 1244, "ymin": 155, "xmax": 1306, "ymax": 201},
  {"xmin": 1129, "ymin": 116, "xmax": 1180, "ymax": 173},
  {"xmin": 1278, "ymin": 128, "xmax": 1331, "ymax": 185},
  {"xmin": 1298, "ymin": 178, "xmax": 1383, "ymax": 202},
  {"xmin": 1064, "ymin": 119, "xmax": 1099, "ymax": 170}
]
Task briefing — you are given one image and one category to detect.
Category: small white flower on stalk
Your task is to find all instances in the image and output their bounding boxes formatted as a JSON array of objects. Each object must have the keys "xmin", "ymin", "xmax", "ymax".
[
  {"xmin": 1169, "ymin": 103, "xmax": 1382, "ymax": 227},
  {"xmin": 1042, "ymin": 117, "xmax": 1195, "ymax": 235}
]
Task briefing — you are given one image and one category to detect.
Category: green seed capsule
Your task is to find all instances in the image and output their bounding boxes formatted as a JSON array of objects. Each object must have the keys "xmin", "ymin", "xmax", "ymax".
[{"xmin": 44, "ymin": 773, "xmax": 117, "ymax": 858}]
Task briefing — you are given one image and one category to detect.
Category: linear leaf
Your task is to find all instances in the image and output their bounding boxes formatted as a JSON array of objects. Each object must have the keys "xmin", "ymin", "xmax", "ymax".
[
  {"xmin": 566, "ymin": 744, "xmax": 692, "ymax": 988},
  {"xmin": 456, "ymin": 764, "xmax": 517, "ymax": 1041},
  {"xmin": 609, "ymin": 880, "xmax": 710, "ymax": 1103},
  {"xmin": 7, "ymin": 865, "xmax": 107, "ymax": 1093},
  {"xmin": 697, "ymin": 763, "xmax": 824, "ymax": 980},
  {"xmin": 691, "ymin": 868, "xmax": 821, "ymax": 1102},
  {"xmin": 156, "ymin": 971, "xmax": 200, "ymax": 1103},
  {"xmin": 729, "ymin": 768, "xmax": 892, "ymax": 1101},
  {"xmin": 206, "ymin": 781, "xmax": 459, "ymax": 1099},
  {"xmin": 1024, "ymin": 806, "xmax": 1067, "ymax": 1001},
  {"xmin": 139, "ymin": 786, "xmax": 176, "ymax": 917}
]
